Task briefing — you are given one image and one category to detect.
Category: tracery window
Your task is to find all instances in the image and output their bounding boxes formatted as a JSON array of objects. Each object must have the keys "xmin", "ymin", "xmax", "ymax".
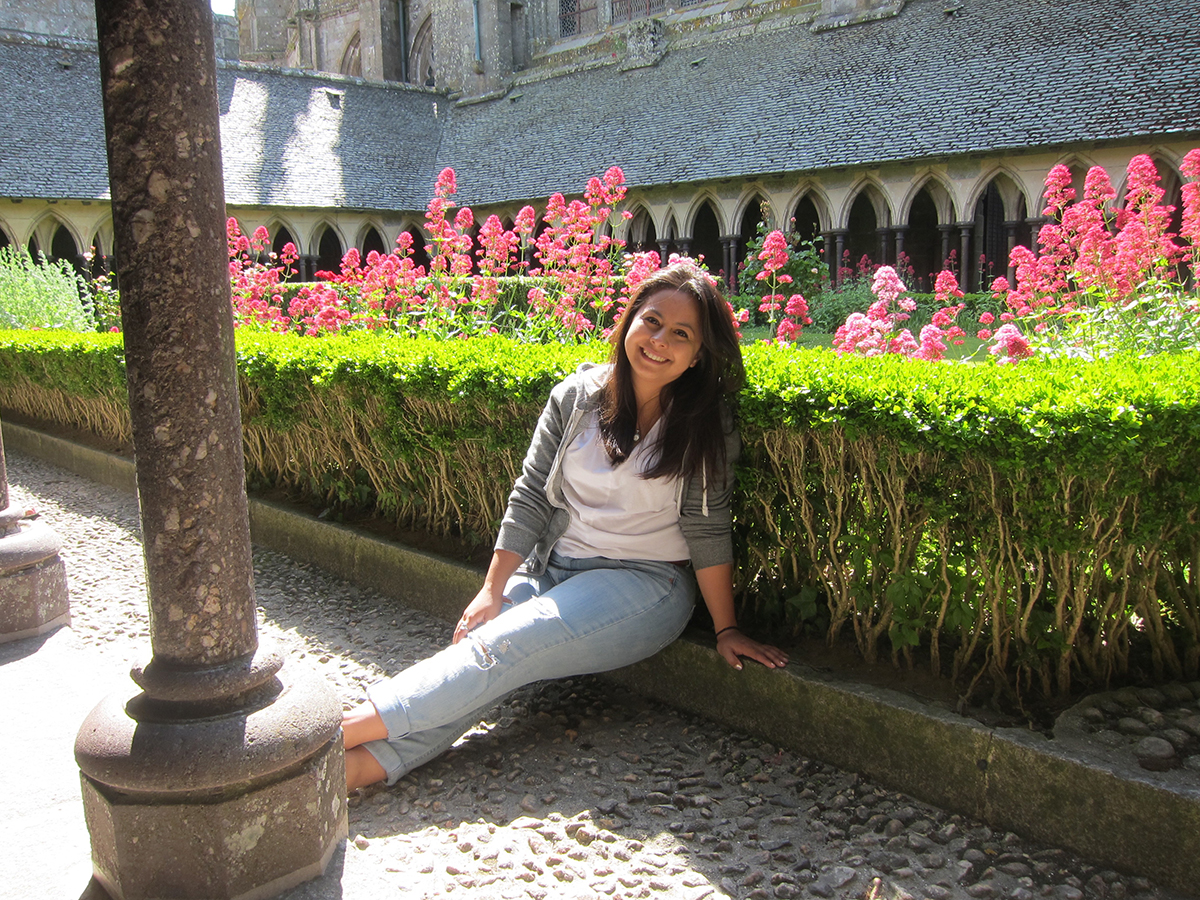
[
  {"xmin": 559, "ymin": 0, "xmax": 598, "ymax": 38},
  {"xmin": 610, "ymin": 0, "xmax": 668, "ymax": 25}
]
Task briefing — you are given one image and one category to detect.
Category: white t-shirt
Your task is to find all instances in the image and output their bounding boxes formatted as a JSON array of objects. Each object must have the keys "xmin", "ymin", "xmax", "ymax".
[{"xmin": 554, "ymin": 413, "xmax": 690, "ymax": 562}]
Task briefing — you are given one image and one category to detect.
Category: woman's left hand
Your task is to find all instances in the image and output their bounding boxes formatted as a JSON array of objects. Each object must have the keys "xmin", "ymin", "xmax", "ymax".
[{"xmin": 716, "ymin": 628, "xmax": 789, "ymax": 671}]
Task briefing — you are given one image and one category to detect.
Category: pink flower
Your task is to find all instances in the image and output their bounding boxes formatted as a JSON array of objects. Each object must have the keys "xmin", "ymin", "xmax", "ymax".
[
  {"xmin": 871, "ymin": 266, "xmax": 906, "ymax": 305},
  {"xmin": 784, "ymin": 294, "xmax": 809, "ymax": 320},
  {"xmin": 978, "ymin": 311, "xmax": 995, "ymax": 325},
  {"xmin": 776, "ymin": 317, "xmax": 801, "ymax": 342},
  {"xmin": 933, "ymin": 270, "xmax": 964, "ymax": 306},
  {"xmin": 989, "ymin": 323, "xmax": 1033, "ymax": 364}
]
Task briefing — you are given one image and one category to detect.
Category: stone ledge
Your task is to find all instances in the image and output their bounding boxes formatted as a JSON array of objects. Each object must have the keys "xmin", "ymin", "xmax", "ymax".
[{"xmin": 5, "ymin": 421, "xmax": 1198, "ymax": 893}]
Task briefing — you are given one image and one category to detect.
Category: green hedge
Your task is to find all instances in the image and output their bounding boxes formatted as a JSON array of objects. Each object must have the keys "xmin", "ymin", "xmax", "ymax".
[{"xmin": 2, "ymin": 327, "xmax": 1198, "ymax": 701}]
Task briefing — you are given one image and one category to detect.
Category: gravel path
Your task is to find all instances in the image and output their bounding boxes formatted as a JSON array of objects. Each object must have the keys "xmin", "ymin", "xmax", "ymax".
[{"xmin": 6, "ymin": 450, "xmax": 1184, "ymax": 900}]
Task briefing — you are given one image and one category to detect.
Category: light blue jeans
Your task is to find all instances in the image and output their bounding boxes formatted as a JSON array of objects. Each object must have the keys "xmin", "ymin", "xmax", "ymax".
[{"xmin": 361, "ymin": 552, "xmax": 696, "ymax": 784}]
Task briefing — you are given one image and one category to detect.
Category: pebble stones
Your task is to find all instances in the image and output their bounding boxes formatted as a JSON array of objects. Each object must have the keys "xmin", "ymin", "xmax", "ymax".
[
  {"xmin": 1070, "ymin": 684, "xmax": 1200, "ymax": 772},
  {"xmin": 3, "ymin": 452, "xmax": 1189, "ymax": 900}
]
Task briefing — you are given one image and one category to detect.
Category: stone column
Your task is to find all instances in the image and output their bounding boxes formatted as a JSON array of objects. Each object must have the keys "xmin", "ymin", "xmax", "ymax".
[
  {"xmin": 876, "ymin": 227, "xmax": 890, "ymax": 267},
  {"xmin": 720, "ymin": 235, "xmax": 739, "ymax": 291},
  {"xmin": 958, "ymin": 223, "xmax": 973, "ymax": 289},
  {"xmin": 657, "ymin": 239, "xmax": 672, "ymax": 265},
  {"xmin": 74, "ymin": 3, "xmax": 346, "ymax": 899},
  {"xmin": 0, "ymin": 418, "xmax": 69, "ymax": 642},
  {"xmin": 833, "ymin": 230, "xmax": 847, "ymax": 285},
  {"xmin": 937, "ymin": 223, "xmax": 955, "ymax": 271},
  {"xmin": 1004, "ymin": 220, "xmax": 1020, "ymax": 287}
]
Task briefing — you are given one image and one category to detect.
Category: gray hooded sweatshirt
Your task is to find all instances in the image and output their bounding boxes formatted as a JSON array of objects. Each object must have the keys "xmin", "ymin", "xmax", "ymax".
[{"xmin": 495, "ymin": 363, "xmax": 740, "ymax": 575}]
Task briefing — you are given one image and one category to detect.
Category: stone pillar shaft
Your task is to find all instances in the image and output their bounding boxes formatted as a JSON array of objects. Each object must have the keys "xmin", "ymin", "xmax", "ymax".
[{"xmin": 97, "ymin": 0, "xmax": 255, "ymax": 676}]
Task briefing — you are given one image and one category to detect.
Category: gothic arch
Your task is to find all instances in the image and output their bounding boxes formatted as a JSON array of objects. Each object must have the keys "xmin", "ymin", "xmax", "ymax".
[
  {"xmin": 683, "ymin": 193, "xmax": 727, "ymax": 237},
  {"xmin": 1114, "ymin": 152, "xmax": 1184, "ymax": 247},
  {"xmin": 28, "ymin": 212, "xmax": 85, "ymax": 263},
  {"xmin": 357, "ymin": 222, "xmax": 387, "ymax": 259},
  {"xmin": 398, "ymin": 222, "xmax": 431, "ymax": 272},
  {"xmin": 837, "ymin": 179, "xmax": 892, "ymax": 229},
  {"xmin": 409, "ymin": 15, "xmax": 434, "ymax": 87},
  {"xmin": 626, "ymin": 205, "xmax": 656, "ymax": 250},
  {"xmin": 732, "ymin": 191, "xmax": 771, "ymax": 235},
  {"xmin": 1049, "ymin": 153, "xmax": 1101, "ymax": 208},
  {"xmin": 267, "ymin": 218, "xmax": 302, "ymax": 280},
  {"xmin": 663, "ymin": 214, "xmax": 678, "ymax": 242},
  {"xmin": 686, "ymin": 196, "xmax": 724, "ymax": 278},
  {"xmin": 312, "ymin": 222, "xmax": 346, "ymax": 276},
  {"xmin": 0, "ymin": 222, "xmax": 12, "ymax": 252},
  {"xmin": 340, "ymin": 32, "xmax": 362, "ymax": 78},
  {"xmin": 784, "ymin": 183, "xmax": 833, "ymax": 235},
  {"xmin": 899, "ymin": 173, "xmax": 956, "ymax": 224},
  {"xmin": 964, "ymin": 168, "xmax": 1027, "ymax": 223},
  {"xmin": 840, "ymin": 181, "xmax": 892, "ymax": 274}
]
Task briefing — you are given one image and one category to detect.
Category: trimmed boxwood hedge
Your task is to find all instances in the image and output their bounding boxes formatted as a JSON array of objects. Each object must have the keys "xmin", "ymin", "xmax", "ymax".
[{"xmin": 2, "ymin": 328, "xmax": 1198, "ymax": 701}]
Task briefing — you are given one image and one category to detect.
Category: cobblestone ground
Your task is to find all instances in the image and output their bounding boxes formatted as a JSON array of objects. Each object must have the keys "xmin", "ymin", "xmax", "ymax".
[{"xmin": 6, "ymin": 451, "xmax": 1185, "ymax": 900}]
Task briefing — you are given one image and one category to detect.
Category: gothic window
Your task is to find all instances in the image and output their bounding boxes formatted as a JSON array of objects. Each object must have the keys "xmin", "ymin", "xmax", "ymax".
[
  {"xmin": 974, "ymin": 180, "xmax": 1007, "ymax": 290},
  {"xmin": 845, "ymin": 193, "xmax": 879, "ymax": 276},
  {"xmin": 271, "ymin": 226, "xmax": 301, "ymax": 282},
  {"xmin": 559, "ymin": 0, "xmax": 598, "ymax": 38},
  {"xmin": 410, "ymin": 16, "xmax": 435, "ymax": 86},
  {"xmin": 736, "ymin": 199, "xmax": 765, "ymax": 276},
  {"xmin": 404, "ymin": 226, "xmax": 431, "ymax": 272},
  {"xmin": 341, "ymin": 32, "xmax": 362, "ymax": 77},
  {"xmin": 315, "ymin": 225, "xmax": 344, "ymax": 277},
  {"xmin": 361, "ymin": 226, "xmax": 386, "ymax": 259},
  {"xmin": 791, "ymin": 196, "xmax": 821, "ymax": 245},
  {"xmin": 628, "ymin": 208, "xmax": 656, "ymax": 251},
  {"xmin": 0, "ymin": 226, "xmax": 10, "ymax": 252},
  {"xmin": 906, "ymin": 188, "xmax": 940, "ymax": 293},
  {"xmin": 50, "ymin": 223, "xmax": 85, "ymax": 277},
  {"xmin": 690, "ymin": 202, "xmax": 721, "ymax": 278}
]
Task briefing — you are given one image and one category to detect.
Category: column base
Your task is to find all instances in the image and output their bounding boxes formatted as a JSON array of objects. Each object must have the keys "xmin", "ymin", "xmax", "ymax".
[
  {"xmin": 76, "ymin": 661, "xmax": 346, "ymax": 900},
  {"xmin": 0, "ymin": 518, "xmax": 70, "ymax": 643}
]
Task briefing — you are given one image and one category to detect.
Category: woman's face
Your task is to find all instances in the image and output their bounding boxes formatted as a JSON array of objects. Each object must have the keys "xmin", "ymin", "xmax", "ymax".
[{"xmin": 623, "ymin": 288, "xmax": 703, "ymax": 398}]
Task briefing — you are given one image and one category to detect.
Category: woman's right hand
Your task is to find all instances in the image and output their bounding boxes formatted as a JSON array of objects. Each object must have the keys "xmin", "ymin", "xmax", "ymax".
[{"xmin": 452, "ymin": 585, "xmax": 505, "ymax": 644}]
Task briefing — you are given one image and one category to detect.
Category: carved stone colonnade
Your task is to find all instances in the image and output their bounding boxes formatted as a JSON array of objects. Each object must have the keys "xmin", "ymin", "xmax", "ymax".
[{"xmin": 4, "ymin": 142, "xmax": 1192, "ymax": 296}]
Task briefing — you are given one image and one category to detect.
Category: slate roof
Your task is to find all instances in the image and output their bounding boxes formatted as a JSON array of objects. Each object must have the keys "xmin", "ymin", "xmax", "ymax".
[
  {"xmin": 439, "ymin": 0, "xmax": 1200, "ymax": 204},
  {"xmin": 0, "ymin": 36, "xmax": 442, "ymax": 209},
  {"xmin": 3, "ymin": 0, "xmax": 1199, "ymax": 212}
]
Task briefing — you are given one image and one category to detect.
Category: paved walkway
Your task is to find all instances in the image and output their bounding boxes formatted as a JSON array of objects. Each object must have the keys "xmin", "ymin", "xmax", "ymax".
[{"xmin": 1, "ymin": 450, "xmax": 1185, "ymax": 900}]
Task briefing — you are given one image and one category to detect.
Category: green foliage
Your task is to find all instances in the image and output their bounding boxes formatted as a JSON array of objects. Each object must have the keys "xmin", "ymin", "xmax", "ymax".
[
  {"xmin": 0, "ymin": 249, "xmax": 94, "ymax": 331},
  {"xmin": 737, "ymin": 218, "xmax": 827, "ymax": 312},
  {"xmin": 2, "ymin": 329, "xmax": 1199, "ymax": 699}
]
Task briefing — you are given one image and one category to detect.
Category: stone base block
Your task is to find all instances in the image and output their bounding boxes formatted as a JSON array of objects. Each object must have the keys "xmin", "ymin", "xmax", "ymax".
[
  {"xmin": 0, "ymin": 519, "xmax": 69, "ymax": 643},
  {"xmin": 81, "ymin": 736, "xmax": 346, "ymax": 900}
]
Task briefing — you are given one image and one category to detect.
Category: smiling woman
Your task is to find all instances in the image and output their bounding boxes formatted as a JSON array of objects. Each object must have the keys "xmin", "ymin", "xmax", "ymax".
[{"xmin": 339, "ymin": 260, "xmax": 789, "ymax": 792}]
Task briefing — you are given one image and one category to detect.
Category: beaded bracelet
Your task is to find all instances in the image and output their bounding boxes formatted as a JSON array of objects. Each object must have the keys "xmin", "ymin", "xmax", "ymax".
[{"xmin": 715, "ymin": 625, "xmax": 740, "ymax": 638}]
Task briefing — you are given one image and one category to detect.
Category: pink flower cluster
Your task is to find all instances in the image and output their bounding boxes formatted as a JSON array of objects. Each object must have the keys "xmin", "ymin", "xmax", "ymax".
[
  {"xmin": 833, "ymin": 266, "xmax": 963, "ymax": 360},
  {"xmin": 987, "ymin": 152, "xmax": 1200, "ymax": 359},
  {"xmin": 832, "ymin": 150, "xmax": 1200, "ymax": 364},
  {"xmin": 222, "ymin": 166, "xmax": 750, "ymax": 343},
  {"xmin": 753, "ymin": 229, "xmax": 810, "ymax": 345}
]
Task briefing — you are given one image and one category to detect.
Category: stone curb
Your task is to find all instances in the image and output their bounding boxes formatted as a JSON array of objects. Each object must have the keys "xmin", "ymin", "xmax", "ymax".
[{"xmin": 5, "ymin": 421, "xmax": 1198, "ymax": 894}]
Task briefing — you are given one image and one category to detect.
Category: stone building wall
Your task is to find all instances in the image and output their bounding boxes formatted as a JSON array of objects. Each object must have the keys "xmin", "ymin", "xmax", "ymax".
[{"xmin": 0, "ymin": 0, "xmax": 95, "ymax": 41}]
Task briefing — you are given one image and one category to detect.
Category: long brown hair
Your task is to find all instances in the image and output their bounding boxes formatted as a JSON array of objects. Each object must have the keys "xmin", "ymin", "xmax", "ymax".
[{"xmin": 599, "ymin": 261, "xmax": 745, "ymax": 483}]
